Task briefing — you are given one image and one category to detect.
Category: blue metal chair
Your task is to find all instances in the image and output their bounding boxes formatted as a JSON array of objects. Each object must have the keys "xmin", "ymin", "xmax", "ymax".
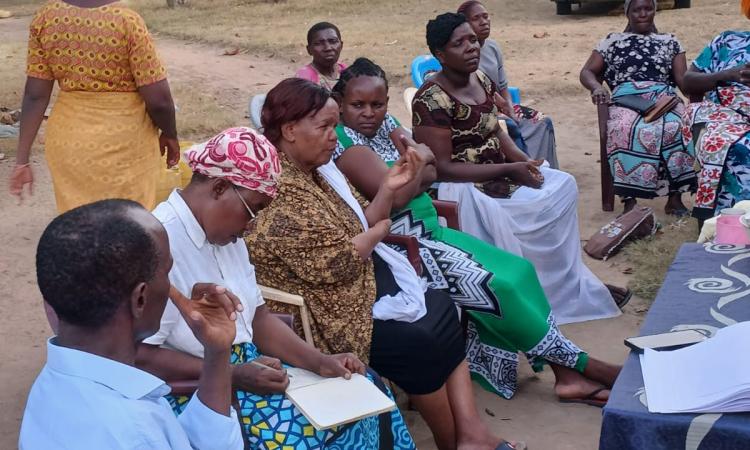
[{"xmin": 410, "ymin": 54, "xmax": 521, "ymax": 104}]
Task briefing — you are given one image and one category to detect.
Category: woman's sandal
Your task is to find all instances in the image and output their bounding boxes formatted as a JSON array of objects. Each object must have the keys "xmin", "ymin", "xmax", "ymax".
[
  {"xmin": 606, "ymin": 284, "xmax": 632, "ymax": 309},
  {"xmin": 558, "ymin": 387, "xmax": 609, "ymax": 408},
  {"xmin": 497, "ymin": 441, "xmax": 527, "ymax": 450}
]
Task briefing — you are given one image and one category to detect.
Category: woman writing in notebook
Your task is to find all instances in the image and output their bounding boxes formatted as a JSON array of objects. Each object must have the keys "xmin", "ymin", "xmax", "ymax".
[{"xmin": 135, "ymin": 127, "xmax": 415, "ymax": 449}]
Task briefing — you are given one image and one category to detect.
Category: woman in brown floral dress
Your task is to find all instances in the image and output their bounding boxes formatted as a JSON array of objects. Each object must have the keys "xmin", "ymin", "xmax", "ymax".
[{"xmin": 246, "ymin": 78, "xmax": 523, "ymax": 450}]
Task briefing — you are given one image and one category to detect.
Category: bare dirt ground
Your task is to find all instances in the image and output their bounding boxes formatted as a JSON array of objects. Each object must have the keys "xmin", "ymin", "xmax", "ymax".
[{"xmin": 0, "ymin": 1, "xmax": 743, "ymax": 448}]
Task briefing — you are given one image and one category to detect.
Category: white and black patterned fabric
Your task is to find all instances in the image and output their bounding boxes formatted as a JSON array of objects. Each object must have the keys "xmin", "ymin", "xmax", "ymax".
[{"xmin": 595, "ymin": 32, "xmax": 684, "ymax": 89}]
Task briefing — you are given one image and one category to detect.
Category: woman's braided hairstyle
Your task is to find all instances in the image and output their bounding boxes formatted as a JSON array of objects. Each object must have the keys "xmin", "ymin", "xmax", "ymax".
[{"xmin": 331, "ymin": 57, "xmax": 389, "ymax": 98}]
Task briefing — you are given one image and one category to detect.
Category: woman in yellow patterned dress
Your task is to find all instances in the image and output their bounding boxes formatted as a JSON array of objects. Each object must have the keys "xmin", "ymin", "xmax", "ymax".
[{"xmin": 9, "ymin": 0, "xmax": 179, "ymax": 213}]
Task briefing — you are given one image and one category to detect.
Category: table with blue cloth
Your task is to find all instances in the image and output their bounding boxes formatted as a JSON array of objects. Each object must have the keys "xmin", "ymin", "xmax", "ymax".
[{"xmin": 600, "ymin": 243, "xmax": 750, "ymax": 450}]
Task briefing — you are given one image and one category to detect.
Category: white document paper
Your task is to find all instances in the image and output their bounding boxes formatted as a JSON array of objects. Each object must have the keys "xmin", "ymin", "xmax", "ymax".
[
  {"xmin": 285, "ymin": 368, "xmax": 396, "ymax": 430},
  {"xmin": 641, "ymin": 321, "xmax": 750, "ymax": 413}
]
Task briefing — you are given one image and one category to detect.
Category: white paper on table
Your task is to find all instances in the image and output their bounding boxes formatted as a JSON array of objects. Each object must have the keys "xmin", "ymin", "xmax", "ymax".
[{"xmin": 641, "ymin": 321, "xmax": 750, "ymax": 414}]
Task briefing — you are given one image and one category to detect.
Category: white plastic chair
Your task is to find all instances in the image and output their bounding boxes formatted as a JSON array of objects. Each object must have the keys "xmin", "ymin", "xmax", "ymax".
[{"xmin": 249, "ymin": 94, "xmax": 266, "ymax": 131}]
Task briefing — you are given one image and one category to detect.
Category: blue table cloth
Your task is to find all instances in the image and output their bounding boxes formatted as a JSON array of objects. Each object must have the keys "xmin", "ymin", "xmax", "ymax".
[{"xmin": 600, "ymin": 243, "xmax": 750, "ymax": 450}]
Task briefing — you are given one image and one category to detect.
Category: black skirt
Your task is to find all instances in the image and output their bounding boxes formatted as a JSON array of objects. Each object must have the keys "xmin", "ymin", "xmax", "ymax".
[{"xmin": 368, "ymin": 253, "xmax": 466, "ymax": 395}]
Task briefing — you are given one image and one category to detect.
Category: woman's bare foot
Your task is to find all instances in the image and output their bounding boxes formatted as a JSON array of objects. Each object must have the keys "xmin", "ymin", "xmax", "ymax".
[
  {"xmin": 553, "ymin": 366, "xmax": 611, "ymax": 404},
  {"xmin": 457, "ymin": 423, "xmax": 505, "ymax": 450}
]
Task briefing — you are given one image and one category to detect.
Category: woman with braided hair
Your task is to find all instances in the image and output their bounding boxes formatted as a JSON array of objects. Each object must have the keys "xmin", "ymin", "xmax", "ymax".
[{"xmin": 332, "ymin": 57, "xmax": 621, "ymax": 405}]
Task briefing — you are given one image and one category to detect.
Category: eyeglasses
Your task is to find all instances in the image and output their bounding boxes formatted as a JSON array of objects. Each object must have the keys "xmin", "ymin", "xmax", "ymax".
[{"xmin": 233, "ymin": 186, "xmax": 257, "ymax": 224}]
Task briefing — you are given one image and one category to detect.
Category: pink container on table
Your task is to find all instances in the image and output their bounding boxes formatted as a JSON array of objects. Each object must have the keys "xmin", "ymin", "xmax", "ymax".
[{"xmin": 716, "ymin": 208, "xmax": 750, "ymax": 245}]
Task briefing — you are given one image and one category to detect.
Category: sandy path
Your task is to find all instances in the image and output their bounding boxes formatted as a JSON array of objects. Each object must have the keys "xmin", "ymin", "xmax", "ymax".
[{"xmin": 0, "ymin": 14, "xmax": 654, "ymax": 450}]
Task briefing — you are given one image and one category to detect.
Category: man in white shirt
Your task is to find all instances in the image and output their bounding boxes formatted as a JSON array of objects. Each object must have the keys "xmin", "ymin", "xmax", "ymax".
[{"xmin": 19, "ymin": 199, "xmax": 244, "ymax": 450}]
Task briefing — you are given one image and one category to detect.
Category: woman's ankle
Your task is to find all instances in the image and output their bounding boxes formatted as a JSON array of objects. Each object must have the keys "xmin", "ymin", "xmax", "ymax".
[
  {"xmin": 622, "ymin": 197, "xmax": 637, "ymax": 213},
  {"xmin": 582, "ymin": 358, "xmax": 621, "ymax": 387}
]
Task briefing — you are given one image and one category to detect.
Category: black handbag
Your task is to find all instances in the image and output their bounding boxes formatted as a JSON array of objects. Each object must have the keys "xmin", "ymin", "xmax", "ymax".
[{"xmin": 612, "ymin": 94, "xmax": 657, "ymax": 115}]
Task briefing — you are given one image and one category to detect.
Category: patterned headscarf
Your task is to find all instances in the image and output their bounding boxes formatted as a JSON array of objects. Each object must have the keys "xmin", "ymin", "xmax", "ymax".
[
  {"xmin": 743, "ymin": 0, "xmax": 750, "ymax": 19},
  {"xmin": 185, "ymin": 127, "xmax": 282, "ymax": 197},
  {"xmin": 625, "ymin": 0, "xmax": 657, "ymax": 14}
]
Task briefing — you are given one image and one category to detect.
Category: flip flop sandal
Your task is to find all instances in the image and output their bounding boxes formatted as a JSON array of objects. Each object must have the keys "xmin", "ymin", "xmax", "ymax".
[
  {"xmin": 559, "ymin": 387, "xmax": 609, "ymax": 408},
  {"xmin": 606, "ymin": 284, "xmax": 632, "ymax": 309},
  {"xmin": 497, "ymin": 441, "xmax": 527, "ymax": 450}
]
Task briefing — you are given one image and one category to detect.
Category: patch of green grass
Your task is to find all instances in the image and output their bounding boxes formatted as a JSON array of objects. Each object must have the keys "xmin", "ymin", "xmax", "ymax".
[{"xmin": 623, "ymin": 217, "xmax": 699, "ymax": 302}]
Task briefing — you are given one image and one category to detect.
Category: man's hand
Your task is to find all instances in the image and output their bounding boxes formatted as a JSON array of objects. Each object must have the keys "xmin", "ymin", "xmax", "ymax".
[{"xmin": 169, "ymin": 284, "xmax": 242, "ymax": 354}]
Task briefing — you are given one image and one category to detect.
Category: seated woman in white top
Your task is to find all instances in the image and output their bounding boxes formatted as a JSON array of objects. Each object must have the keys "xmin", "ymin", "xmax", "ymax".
[
  {"xmin": 136, "ymin": 127, "xmax": 415, "ymax": 449},
  {"xmin": 21, "ymin": 199, "xmax": 243, "ymax": 450}
]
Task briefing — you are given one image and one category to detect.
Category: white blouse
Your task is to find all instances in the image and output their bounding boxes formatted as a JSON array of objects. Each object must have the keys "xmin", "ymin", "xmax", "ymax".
[{"xmin": 145, "ymin": 190, "xmax": 264, "ymax": 358}]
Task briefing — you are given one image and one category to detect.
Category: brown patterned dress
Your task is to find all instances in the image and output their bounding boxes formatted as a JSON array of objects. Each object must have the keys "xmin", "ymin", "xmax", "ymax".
[
  {"xmin": 412, "ymin": 71, "xmax": 514, "ymax": 197},
  {"xmin": 247, "ymin": 155, "xmax": 377, "ymax": 360},
  {"xmin": 247, "ymin": 155, "xmax": 466, "ymax": 395}
]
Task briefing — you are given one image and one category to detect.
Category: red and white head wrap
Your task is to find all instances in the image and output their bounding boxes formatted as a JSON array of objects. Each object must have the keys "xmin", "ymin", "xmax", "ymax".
[{"xmin": 185, "ymin": 127, "xmax": 282, "ymax": 197}]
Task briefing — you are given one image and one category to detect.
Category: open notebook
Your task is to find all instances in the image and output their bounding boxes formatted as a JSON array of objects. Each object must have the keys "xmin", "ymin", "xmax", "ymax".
[
  {"xmin": 641, "ymin": 321, "xmax": 750, "ymax": 413},
  {"xmin": 285, "ymin": 368, "xmax": 396, "ymax": 430}
]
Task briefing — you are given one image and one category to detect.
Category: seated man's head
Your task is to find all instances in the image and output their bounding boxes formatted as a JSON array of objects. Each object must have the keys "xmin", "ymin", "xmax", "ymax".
[
  {"xmin": 427, "ymin": 12, "xmax": 481, "ymax": 75},
  {"xmin": 37, "ymin": 199, "xmax": 171, "ymax": 342},
  {"xmin": 183, "ymin": 127, "xmax": 281, "ymax": 246},
  {"xmin": 332, "ymin": 57, "xmax": 389, "ymax": 139},
  {"xmin": 262, "ymin": 78, "xmax": 339, "ymax": 173},
  {"xmin": 306, "ymin": 22, "xmax": 343, "ymax": 70}
]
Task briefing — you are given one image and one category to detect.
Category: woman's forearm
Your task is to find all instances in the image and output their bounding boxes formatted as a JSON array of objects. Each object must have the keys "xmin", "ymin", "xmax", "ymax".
[
  {"xmin": 580, "ymin": 69, "xmax": 604, "ymax": 93},
  {"xmin": 138, "ymin": 79, "xmax": 177, "ymax": 138},
  {"xmin": 253, "ymin": 306, "xmax": 323, "ymax": 371},
  {"xmin": 136, "ymin": 343, "xmax": 203, "ymax": 380},
  {"xmin": 364, "ymin": 185, "xmax": 395, "ymax": 226},
  {"xmin": 16, "ymin": 78, "xmax": 53, "ymax": 165},
  {"xmin": 437, "ymin": 159, "xmax": 514, "ymax": 183},
  {"xmin": 683, "ymin": 69, "xmax": 735, "ymax": 96},
  {"xmin": 499, "ymin": 131, "xmax": 530, "ymax": 163},
  {"xmin": 352, "ymin": 226, "xmax": 387, "ymax": 259}
]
